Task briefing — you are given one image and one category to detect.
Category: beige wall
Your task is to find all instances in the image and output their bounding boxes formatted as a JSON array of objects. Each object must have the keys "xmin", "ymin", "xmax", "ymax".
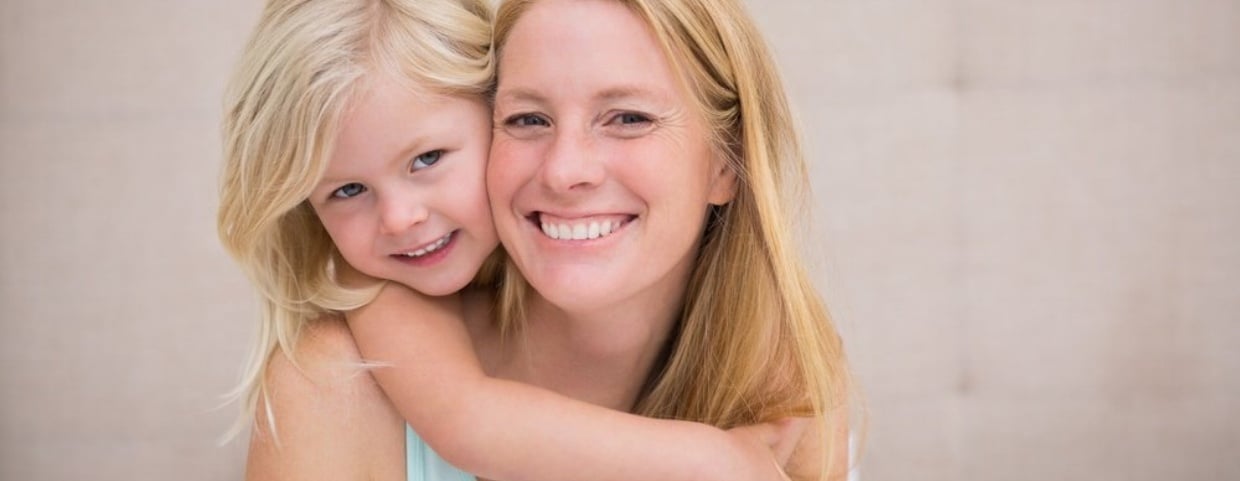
[{"xmin": 1, "ymin": 1, "xmax": 1236, "ymax": 480}]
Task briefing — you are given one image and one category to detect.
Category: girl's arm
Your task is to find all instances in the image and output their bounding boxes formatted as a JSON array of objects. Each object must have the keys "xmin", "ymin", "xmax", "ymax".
[
  {"xmin": 246, "ymin": 318, "xmax": 404, "ymax": 481},
  {"xmin": 347, "ymin": 282, "xmax": 794, "ymax": 481},
  {"xmin": 780, "ymin": 402, "xmax": 852, "ymax": 481}
]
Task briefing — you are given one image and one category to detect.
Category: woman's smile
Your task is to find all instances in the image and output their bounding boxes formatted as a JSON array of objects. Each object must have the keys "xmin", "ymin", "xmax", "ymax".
[{"xmin": 534, "ymin": 212, "xmax": 635, "ymax": 241}]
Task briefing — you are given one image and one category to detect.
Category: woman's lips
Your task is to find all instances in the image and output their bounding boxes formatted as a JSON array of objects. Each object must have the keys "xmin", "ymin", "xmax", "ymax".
[{"xmin": 531, "ymin": 212, "xmax": 635, "ymax": 241}]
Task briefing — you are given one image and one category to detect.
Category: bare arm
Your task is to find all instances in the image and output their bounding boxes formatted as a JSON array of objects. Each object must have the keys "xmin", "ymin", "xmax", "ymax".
[
  {"xmin": 347, "ymin": 283, "xmax": 790, "ymax": 481},
  {"xmin": 246, "ymin": 319, "xmax": 403, "ymax": 481},
  {"xmin": 783, "ymin": 406, "xmax": 852, "ymax": 481}
]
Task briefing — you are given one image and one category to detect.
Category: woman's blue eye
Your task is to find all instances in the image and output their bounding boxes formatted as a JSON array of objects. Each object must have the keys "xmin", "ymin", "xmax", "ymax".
[
  {"xmin": 411, "ymin": 150, "xmax": 443, "ymax": 171},
  {"xmin": 617, "ymin": 112, "xmax": 650, "ymax": 124},
  {"xmin": 508, "ymin": 114, "xmax": 549, "ymax": 127},
  {"xmin": 331, "ymin": 183, "xmax": 366, "ymax": 199}
]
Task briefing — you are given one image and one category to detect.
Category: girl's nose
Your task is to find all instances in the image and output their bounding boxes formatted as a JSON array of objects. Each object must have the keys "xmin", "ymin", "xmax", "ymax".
[{"xmin": 378, "ymin": 192, "xmax": 429, "ymax": 236}]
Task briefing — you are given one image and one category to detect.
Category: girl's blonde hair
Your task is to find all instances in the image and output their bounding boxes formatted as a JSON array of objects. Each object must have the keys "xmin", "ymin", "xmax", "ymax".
[
  {"xmin": 217, "ymin": 0, "xmax": 493, "ymax": 437},
  {"xmin": 494, "ymin": 0, "xmax": 853, "ymax": 475}
]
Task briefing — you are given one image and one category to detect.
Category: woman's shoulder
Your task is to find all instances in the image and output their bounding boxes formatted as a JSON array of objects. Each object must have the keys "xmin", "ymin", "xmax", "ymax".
[
  {"xmin": 246, "ymin": 316, "xmax": 405, "ymax": 481},
  {"xmin": 282, "ymin": 315, "xmax": 371, "ymax": 369},
  {"xmin": 262, "ymin": 316, "xmax": 387, "ymax": 404}
]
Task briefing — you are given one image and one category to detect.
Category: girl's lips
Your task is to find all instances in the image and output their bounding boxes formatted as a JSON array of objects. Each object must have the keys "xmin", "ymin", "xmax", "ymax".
[
  {"xmin": 390, "ymin": 230, "xmax": 456, "ymax": 266},
  {"xmin": 394, "ymin": 231, "xmax": 453, "ymax": 258}
]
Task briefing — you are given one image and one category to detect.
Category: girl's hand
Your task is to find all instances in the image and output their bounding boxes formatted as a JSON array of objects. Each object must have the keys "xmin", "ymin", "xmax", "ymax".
[{"xmin": 726, "ymin": 417, "xmax": 810, "ymax": 480}]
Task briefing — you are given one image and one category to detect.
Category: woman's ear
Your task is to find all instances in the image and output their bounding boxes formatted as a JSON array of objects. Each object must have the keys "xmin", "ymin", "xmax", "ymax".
[{"xmin": 707, "ymin": 157, "xmax": 738, "ymax": 206}]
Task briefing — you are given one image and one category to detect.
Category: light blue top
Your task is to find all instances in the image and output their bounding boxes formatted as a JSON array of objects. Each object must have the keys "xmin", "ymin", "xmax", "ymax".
[{"xmin": 406, "ymin": 424, "xmax": 476, "ymax": 481}]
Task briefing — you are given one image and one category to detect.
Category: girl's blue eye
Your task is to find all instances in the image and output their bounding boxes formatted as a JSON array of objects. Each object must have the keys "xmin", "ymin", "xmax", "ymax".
[
  {"xmin": 331, "ymin": 183, "xmax": 366, "ymax": 199},
  {"xmin": 411, "ymin": 150, "xmax": 443, "ymax": 171}
]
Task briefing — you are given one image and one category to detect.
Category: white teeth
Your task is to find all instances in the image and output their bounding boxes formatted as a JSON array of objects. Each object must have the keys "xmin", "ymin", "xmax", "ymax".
[
  {"xmin": 538, "ymin": 218, "xmax": 624, "ymax": 241},
  {"xmin": 400, "ymin": 233, "xmax": 451, "ymax": 257}
]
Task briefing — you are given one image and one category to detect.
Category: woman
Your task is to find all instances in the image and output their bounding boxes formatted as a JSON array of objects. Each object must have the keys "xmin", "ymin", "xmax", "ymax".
[
  {"xmin": 494, "ymin": 0, "xmax": 853, "ymax": 477},
  {"xmin": 357, "ymin": 0, "xmax": 853, "ymax": 478}
]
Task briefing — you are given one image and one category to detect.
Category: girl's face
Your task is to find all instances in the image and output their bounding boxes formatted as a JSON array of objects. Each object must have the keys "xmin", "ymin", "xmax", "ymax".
[
  {"xmin": 489, "ymin": 0, "xmax": 736, "ymax": 315},
  {"xmin": 310, "ymin": 74, "xmax": 497, "ymax": 296}
]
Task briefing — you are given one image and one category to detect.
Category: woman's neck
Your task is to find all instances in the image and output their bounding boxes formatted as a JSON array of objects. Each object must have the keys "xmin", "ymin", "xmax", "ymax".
[
  {"xmin": 466, "ymin": 286, "xmax": 683, "ymax": 412},
  {"xmin": 528, "ymin": 295, "xmax": 679, "ymax": 410}
]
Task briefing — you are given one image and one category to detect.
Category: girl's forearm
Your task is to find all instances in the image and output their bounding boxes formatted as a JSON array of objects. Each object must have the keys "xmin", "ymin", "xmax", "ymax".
[
  {"xmin": 347, "ymin": 285, "xmax": 766, "ymax": 481},
  {"xmin": 433, "ymin": 375, "xmax": 747, "ymax": 480}
]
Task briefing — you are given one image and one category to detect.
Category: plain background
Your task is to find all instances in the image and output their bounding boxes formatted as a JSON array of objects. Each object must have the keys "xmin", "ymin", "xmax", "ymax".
[{"xmin": 1, "ymin": 0, "xmax": 1237, "ymax": 479}]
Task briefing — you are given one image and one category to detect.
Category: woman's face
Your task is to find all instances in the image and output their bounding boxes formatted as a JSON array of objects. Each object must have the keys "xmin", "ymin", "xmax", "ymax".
[{"xmin": 489, "ymin": 0, "xmax": 736, "ymax": 315}]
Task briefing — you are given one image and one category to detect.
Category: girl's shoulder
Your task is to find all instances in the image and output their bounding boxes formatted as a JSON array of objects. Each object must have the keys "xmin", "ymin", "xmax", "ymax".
[{"xmin": 246, "ymin": 316, "xmax": 405, "ymax": 480}]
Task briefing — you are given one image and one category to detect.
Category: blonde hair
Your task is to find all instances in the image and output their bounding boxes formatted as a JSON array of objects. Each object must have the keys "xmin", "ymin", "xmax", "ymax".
[
  {"xmin": 494, "ymin": 0, "xmax": 853, "ymax": 475},
  {"xmin": 217, "ymin": 0, "xmax": 494, "ymax": 438}
]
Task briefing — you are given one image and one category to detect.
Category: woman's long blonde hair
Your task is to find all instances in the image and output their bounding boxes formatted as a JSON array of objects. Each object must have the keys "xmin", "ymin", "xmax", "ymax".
[
  {"xmin": 217, "ymin": 0, "xmax": 493, "ymax": 437},
  {"xmin": 494, "ymin": 0, "xmax": 853, "ymax": 475}
]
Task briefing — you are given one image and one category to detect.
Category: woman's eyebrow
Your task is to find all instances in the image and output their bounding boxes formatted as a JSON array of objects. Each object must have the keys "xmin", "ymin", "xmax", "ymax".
[
  {"xmin": 494, "ymin": 87, "xmax": 545, "ymax": 106},
  {"xmin": 496, "ymin": 85, "xmax": 668, "ymax": 106},
  {"xmin": 594, "ymin": 85, "xmax": 664, "ymax": 103}
]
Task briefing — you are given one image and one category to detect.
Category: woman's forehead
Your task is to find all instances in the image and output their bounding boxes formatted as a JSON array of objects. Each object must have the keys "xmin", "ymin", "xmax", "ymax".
[{"xmin": 495, "ymin": 0, "xmax": 685, "ymax": 103}]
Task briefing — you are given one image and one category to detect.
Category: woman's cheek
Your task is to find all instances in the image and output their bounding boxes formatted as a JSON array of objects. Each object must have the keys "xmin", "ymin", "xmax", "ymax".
[{"xmin": 487, "ymin": 140, "xmax": 534, "ymax": 199}]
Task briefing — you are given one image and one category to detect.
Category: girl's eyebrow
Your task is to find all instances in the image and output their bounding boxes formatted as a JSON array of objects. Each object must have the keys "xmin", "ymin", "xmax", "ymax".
[
  {"xmin": 315, "ymin": 133, "xmax": 432, "ymax": 187},
  {"xmin": 386, "ymin": 135, "xmax": 430, "ymax": 166}
]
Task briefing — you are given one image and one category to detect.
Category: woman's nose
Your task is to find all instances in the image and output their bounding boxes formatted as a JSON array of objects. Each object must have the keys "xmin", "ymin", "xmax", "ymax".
[{"xmin": 540, "ymin": 128, "xmax": 605, "ymax": 193}]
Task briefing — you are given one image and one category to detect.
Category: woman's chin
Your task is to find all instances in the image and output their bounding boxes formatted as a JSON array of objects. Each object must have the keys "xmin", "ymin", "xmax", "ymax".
[{"xmin": 526, "ymin": 276, "xmax": 621, "ymax": 316}]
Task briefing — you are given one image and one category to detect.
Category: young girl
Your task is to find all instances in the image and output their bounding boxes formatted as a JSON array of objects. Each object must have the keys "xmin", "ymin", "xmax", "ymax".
[{"xmin": 218, "ymin": 0, "xmax": 800, "ymax": 480}]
